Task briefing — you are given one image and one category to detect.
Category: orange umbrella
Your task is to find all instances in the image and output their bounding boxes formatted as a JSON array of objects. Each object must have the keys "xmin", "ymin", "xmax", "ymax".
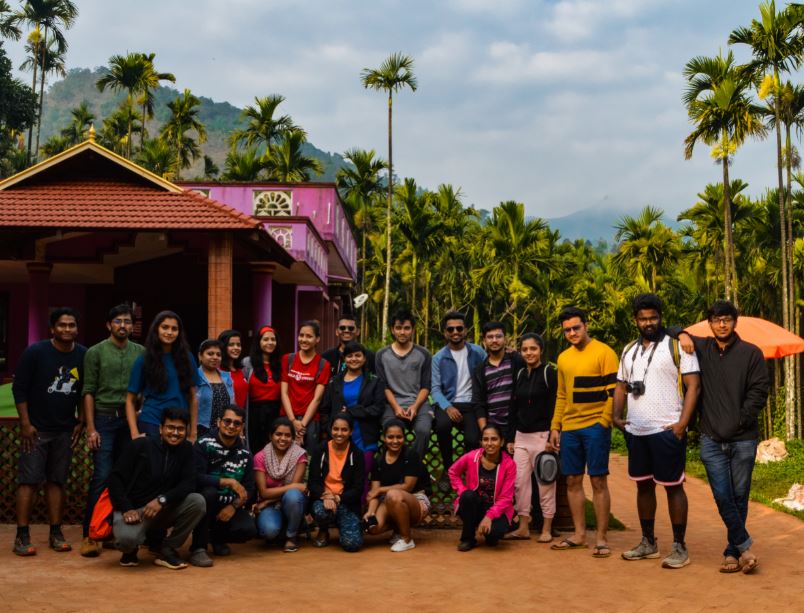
[{"xmin": 685, "ymin": 316, "xmax": 804, "ymax": 359}]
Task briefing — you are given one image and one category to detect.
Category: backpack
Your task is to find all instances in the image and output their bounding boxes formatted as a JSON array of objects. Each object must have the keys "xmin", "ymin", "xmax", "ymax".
[
  {"xmin": 88, "ymin": 488, "xmax": 114, "ymax": 540},
  {"xmin": 515, "ymin": 362, "xmax": 556, "ymax": 389},
  {"xmin": 622, "ymin": 336, "xmax": 683, "ymax": 399}
]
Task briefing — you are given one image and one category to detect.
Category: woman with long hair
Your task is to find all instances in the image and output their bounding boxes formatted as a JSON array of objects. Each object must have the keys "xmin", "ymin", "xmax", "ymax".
[
  {"xmin": 218, "ymin": 329, "xmax": 249, "ymax": 409},
  {"xmin": 126, "ymin": 310, "xmax": 200, "ymax": 440},
  {"xmin": 253, "ymin": 417, "xmax": 307, "ymax": 553},
  {"xmin": 196, "ymin": 339, "xmax": 234, "ymax": 437},
  {"xmin": 448, "ymin": 424, "xmax": 516, "ymax": 551},
  {"xmin": 246, "ymin": 326, "xmax": 283, "ymax": 452},
  {"xmin": 364, "ymin": 419, "xmax": 432, "ymax": 552}
]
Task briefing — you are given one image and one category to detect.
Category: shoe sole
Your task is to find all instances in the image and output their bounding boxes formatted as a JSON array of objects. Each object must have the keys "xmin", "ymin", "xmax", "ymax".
[
  {"xmin": 13, "ymin": 549, "xmax": 36, "ymax": 556},
  {"xmin": 81, "ymin": 549, "xmax": 101, "ymax": 558},
  {"xmin": 154, "ymin": 558, "xmax": 188, "ymax": 570},
  {"xmin": 621, "ymin": 552, "xmax": 661, "ymax": 560},
  {"xmin": 119, "ymin": 560, "xmax": 139, "ymax": 567},
  {"xmin": 662, "ymin": 558, "xmax": 691, "ymax": 569},
  {"xmin": 391, "ymin": 544, "xmax": 416, "ymax": 552}
]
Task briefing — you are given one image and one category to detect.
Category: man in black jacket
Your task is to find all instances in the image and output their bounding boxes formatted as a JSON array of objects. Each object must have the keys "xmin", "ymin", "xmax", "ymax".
[
  {"xmin": 109, "ymin": 407, "xmax": 205, "ymax": 569},
  {"xmin": 678, "ymin": 300, "xmax": 768, "ymax": 574}
]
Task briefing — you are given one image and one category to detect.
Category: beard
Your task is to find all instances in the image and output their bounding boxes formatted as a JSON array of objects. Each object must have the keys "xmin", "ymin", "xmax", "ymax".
[{"xmin": 640, "ymin": 326, "xmax": 664, "ymax": 343}]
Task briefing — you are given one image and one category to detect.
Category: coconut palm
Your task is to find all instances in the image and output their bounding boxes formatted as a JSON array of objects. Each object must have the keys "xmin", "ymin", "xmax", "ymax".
[
  {"xmin": 160, "ymin": 88, "xmax": 207, "ymax": 180},
  {"xmin": 683, "ymin": 50, "xmax": 767, "ymax": 303},
  {"xmin": 231, "ymin": 94, "xmax": 296, "ymax": 151},
  {"xmin": 361, "ymin": 52, "xmax": 418, "ymax": 337},
  {"xmin": 264, "ymin": 129, "xmax": 322, "ymax": 182},
  {"xmin": 203, "ymin": 154, "xmax": 219, "ymax": 179}
]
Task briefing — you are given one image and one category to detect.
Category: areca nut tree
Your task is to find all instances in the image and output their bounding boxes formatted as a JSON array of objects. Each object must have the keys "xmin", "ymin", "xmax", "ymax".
[
  {"xmin": 0, "ymin": 0, "xmax": 21, "ymax": 41},
  {"xmin": 60, "ymin": 100, "xmax": 94, "ymax": 145},
  {"xmin": 231, "ymin": 94, "xmax": 296, "ymax": 151},
  {"xmin": 361, "ymin": 52, "xmax": 418, "ymax": 338},
  {"xmin": 683, "ymin": 50, "xmax": 767, "ymax": 304},
  {"xmin": 160, "ymin": 88, "xmax": 207, "ymax": 180},
  {"xmin": 136, "ymin": 52, "xmax": 175, "ymax": 148},
  {"xmin": 613, "ymin": 206, "xmax": 681, "ymax": 293},
  {"xmin": 264, "ymin": 128, "xmax": 323, "ymax": 182},
  {"xmin": 97, "ymin": 53, "xmax": 149, "ymax": 159}
]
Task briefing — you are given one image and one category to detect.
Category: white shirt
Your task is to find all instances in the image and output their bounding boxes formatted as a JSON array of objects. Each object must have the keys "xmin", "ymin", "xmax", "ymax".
[
  {"xmin": 617, "ymin": 336, "xmax": 700, "ymax": 435},
  {"xmin": 450, "ymin": 347, "xmax": 473, "ymax": 403}
]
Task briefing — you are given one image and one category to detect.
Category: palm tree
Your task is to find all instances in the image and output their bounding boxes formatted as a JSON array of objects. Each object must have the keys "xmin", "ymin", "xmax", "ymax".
[
  {"xmin": 361, "ymin": 52, "xmax": 418, "ymax": 337},
  {"xmin": 98, "ymin": 104, "xmax": 141, "ymax": 155},
  {"xmin": 203, "ymin": 154, "xmax": 219, "ymax": 179},
  {"xmin": 160, "ymin": 88, "xmax": 207, "ymax": 180},
  {"xmin": 136, "ymin": 52, "xmax": 175, "ymax": 148},
  {"xmin": 683, "ymin": 50, "xmax": 767, "ymax": 303},
  {"xmin": 96, "ymin": 53, "xmax": 149, "ymax": 159},
  {"xmin": 264, "ymin": 129, "xmax": 322, "ymax": 182},
  {"xmin": 221, "ymin": 146, "xmax": 265, "ymax": 181},
  {"xmin": 0, "ymin": 1, "xmax": 21, "ymax": 41},
  {"xmin": 59, "ymin": 100, "xmax": 93, "ymax": 145},
  {"xmin": 136, "ymin": 137, "xmax": 176, "ymax": 178},
  {"xmin": 613, "ymin": 206, "xmax": 681, "ymax": 292},
  {"xmin": 231, "ymin": 94, "xmax": 296, "ymax": 151}
]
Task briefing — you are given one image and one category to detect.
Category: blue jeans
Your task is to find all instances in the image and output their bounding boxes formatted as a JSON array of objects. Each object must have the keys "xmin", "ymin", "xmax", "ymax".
[
  {"xmin": 256, "ymin": 488, "xmax": 306, "ymax": 540},
  {"xmin": 311, "ymin": 499, "xmax": 363, "ymax": 552},
  {"xmin": 83, "ymin": 415, "xmax": 130, "ymax": 537},
  {"xmin": 700, "ymin": 435, "xmax": 757, "ymax": 558}
]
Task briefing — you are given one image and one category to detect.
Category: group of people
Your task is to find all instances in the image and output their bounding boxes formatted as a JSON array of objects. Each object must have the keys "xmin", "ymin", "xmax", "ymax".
[{"xmin": 11, "ymin": 295, "xmax": 768, "ymax": 574}]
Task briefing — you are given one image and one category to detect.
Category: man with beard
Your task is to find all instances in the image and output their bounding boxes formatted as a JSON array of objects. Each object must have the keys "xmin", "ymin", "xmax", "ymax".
[
  {"xmin": 322, "ymin": 316, "xmax": 375, "ymax": 376},
  {"xmin": 613, "ymin": 293, "xmax": 700, "ymax": 569}
]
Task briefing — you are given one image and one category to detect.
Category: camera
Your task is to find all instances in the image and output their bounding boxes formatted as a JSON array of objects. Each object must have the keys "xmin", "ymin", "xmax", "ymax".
[{"xmin": 626, "ymin": 380, "xmax": 645, "ymax": 396}]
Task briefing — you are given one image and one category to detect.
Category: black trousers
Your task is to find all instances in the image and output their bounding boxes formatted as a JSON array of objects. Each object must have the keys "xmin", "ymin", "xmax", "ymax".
[
  {"xmin": 248, "ymin": 400, "xmax": 280, "ymax": 452},
  {"xmin": 457, "ymin": 490, "xmax": 510, "ymax": 545},
  {"xmin": 435, "ymin": 402, "xmax": 480, "ymax": 470},
  {"xmin": 191, "ymin": 486, "xmax": 257, "ymax": 550}
]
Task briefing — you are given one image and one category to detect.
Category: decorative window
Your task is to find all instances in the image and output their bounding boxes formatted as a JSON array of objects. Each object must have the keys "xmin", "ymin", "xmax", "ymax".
[
  {"xmin": 192, "ymin": 189, "xmax": 210, "ymax": 197},
  {"xmin": 254, "ymin": 190, "xmax": 292, "ymax": 216},
  {"xmin": 270, "ymin": 226, "xmax": 293, "ymax": 249}
]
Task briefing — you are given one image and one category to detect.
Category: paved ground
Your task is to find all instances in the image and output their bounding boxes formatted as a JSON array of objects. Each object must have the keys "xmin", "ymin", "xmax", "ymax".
[{"xmin": 1, "ymin": 454, "xmax": 801, "ymax": 613}]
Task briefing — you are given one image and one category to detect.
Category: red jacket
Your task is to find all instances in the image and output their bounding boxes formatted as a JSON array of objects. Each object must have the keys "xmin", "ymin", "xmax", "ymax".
[{"xmin": 448, "ymin": 448, "xmax": 516, "ymax": 522}]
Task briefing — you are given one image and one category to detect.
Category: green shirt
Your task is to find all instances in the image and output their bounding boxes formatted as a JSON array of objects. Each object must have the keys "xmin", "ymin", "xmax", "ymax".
[{"xmin": 82, "ymin": 338, "xmax": 145, "ymax": 408}]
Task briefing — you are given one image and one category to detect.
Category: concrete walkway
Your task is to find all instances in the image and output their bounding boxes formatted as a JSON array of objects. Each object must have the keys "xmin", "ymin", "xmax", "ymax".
[{"xmin": 0, "ymin": 454, "xmax": 801, "ymax": 612}]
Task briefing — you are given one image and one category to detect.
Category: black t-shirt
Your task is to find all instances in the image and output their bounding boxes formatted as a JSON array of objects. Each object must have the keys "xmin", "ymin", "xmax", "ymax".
[
  {"xmin": 370, "ymin": 447, "xmax": 431, "ymax": 495},
  {"xmin": 477, "ymin": 464, "xmax": 497, "ymax": 511},
  {"xmin": 11, "ymin": 340, "xmax": 87, "ymax": 432}
]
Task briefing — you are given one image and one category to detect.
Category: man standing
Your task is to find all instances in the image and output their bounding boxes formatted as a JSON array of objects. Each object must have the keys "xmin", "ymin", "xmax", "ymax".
[
  {"xmin": 472, "ymin": 321, "xmax": 523, "ymax": 445},
  {"xmin": 109, "ymin": 408, "xmax": 205, "ymax": 569},
  {"xmin": 322, "ymin": 315, "xmax": 375, "ymax": 376},
  {"xmin": 80, "ymin": 304, "xmax": 144, "ymax": 557},
  {"xmin": 12, "ymin": 307, "xmax": 86, "ymax": 556},
  {"xmin": 613, "ymin": 294, "xmax": 700, "ymax": 569},
  {"xmin": 678, "ymin": 300, "xmax": 768, "ymax": 574},
  {"xmin": 432, "ymin": 311, "xmax": 486, "ymax": 471},
  {"xmin": 189, "ymin": 406, "xmax": 257, "ymax": 567},
  {"xmin": 549, "ymin": 306, "xmax": 618, "ymax": 557},
  {"xmin": 376, "ymin": 308, "xmax": 434, "ymax": 460}
]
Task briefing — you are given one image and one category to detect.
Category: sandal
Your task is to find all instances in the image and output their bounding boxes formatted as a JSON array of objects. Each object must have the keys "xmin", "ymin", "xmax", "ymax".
[
  {"xmin": 313, "ymin": 530, "xmax": 329, "ymax": 548},
  {"xmin": 719, "ymin": 556, "xmax": 741, "ymax": 573},
  {"xmin": 592, "ymin": 544, "xmax": 612, "ymax": 558},
  {"xmin": 739, "ymin": 553, "xmax": 759, "ymax": 574},
  {"xmin": 551, "ymin": 538, "xmax": 586, "ymax": 551}
]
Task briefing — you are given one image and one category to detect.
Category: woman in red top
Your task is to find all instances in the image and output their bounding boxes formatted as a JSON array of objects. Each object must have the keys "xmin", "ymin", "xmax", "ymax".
[
  {"xmin": 218, "ymin": 329, "xmax": 248, "ymax": 408},
  {"xmin": 280, "ymin": 320, "xmax": 331, "ymax": 450},
  {"xmin": 247, "ymin": 326, "xmax": 283, "ymax": 451}
]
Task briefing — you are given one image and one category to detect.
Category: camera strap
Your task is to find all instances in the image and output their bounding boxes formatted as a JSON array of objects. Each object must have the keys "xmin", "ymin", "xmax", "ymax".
[{"xmin": 629, "ymin": 339, "xmax": 659, "ymax": 383}]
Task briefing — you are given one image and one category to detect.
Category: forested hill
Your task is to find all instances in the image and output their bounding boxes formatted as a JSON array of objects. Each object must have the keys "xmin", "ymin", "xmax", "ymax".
[{"xmin": 39, "ymin": 67, "xmax": 349, "ymax": 181}]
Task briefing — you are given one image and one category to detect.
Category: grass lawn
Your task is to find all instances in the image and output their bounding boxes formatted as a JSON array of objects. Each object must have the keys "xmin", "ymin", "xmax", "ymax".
[{"xmin": 0, "ymin": 383, "xmax": 14, "ymax": 418}]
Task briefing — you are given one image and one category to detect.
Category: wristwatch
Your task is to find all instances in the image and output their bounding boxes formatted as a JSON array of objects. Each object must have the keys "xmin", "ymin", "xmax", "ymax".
[{"xmin": 157, "ymin": 495, "xmax": 167, "ymax": 506}]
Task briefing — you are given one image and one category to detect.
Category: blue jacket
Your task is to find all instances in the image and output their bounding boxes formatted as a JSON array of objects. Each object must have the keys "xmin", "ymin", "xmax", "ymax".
[
  {"xmin": 431, "ymin": 343, "xmax": 487, "ymax": 410},
  {"xmin": 196, "ymin": 367, "xmax": 234, "ymax": 428}
]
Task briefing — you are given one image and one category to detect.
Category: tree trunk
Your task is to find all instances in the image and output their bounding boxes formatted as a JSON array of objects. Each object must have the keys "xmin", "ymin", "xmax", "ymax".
[
  {"xmin": 380, "ymin": 92, "xmax": 393, "ymax": 341},
  {"xmin": 785, "ymin": 123, "xmax": 800, "ymax": 439},
  {"xmin": 424, "ymin": 272, "xmax": 430, "ymax": 350},
  {"xmin": 141, "ymin": 94, "xmax": 148, "ymax": 149},
  {"xmin": 26, "ymin": 38, "xmax": 38, "ymax": 162},
  {"xmin": 127, "ymin": 94, "xmax": 133, "ymax": 159},
  {"xmin": 34, "ymin": 25, "xmax": 49, "ymax": 158},
  {"xmin": 411, "ymin": 251, "xmax": 418, "ymax": 343},
  {"xmin": 360, "ymin": 217, "xmax": 367, "ymax": 340},
  {"xmin": 721, "ymin": 149, "xmax": 734, "ymax": 303},
  {"xmin": 473, "ymin": 305, "xmax": 480, "ymax": 345}
]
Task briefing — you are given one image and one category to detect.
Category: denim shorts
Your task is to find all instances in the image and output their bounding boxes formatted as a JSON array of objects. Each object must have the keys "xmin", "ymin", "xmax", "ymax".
[{"xmin": 560, "ymin": 423, "xmax": 611, "ymax": 476}]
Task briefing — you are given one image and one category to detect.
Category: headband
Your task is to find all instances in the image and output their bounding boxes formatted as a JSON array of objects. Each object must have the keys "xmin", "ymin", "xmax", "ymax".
[{"xmin": 258, "ymin": 325, "xmax": 275, "ymax": 337}]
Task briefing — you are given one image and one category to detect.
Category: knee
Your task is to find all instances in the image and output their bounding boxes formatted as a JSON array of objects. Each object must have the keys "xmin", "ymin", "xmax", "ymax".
[
  {"xmin": 186, "ymin": 492, "xmax": 207, "ymax": 515},
  {"xmin": 566, "ymin": 475, "xmax": 584, "ymax": 490},
  {"xmin": 340, "ymin": 534, "xmax": 363, "ymax": 553},
  {"xmin": 590, "ymin": 476, "xmax": 608, "ymax": 493},
  {"xmin": 257, "ymin": 513, "xmax": 280, "ymax": 539},
  {"xmin": 385, "ymin": 489, "xmax": 404, "ymax": 505},
  {"xmin": 311, "ymin": 501, "xmax": 328, "ymax": 521},
  {"xmin": 283, "ymin": 488, "xmax": 305, "ymax": 505},
  {"xmin": 636, "ymin": 480, "xmax": 656, "ymax": 493},
  {"xmin": 459, "ymin": 490, "xmax": 478, "ymax": 505}
]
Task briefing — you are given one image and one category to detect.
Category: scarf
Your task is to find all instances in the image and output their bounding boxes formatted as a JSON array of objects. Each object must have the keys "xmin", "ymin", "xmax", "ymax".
[{"xmin": 263, "ymin": 441, "xmax": 305, "ymax": 484}]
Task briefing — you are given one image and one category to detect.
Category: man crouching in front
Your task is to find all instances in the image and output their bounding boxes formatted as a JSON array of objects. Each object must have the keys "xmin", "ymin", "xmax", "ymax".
[{"xmin": 108, "ymin": 407, "xmax": 205, "ymax": 569}]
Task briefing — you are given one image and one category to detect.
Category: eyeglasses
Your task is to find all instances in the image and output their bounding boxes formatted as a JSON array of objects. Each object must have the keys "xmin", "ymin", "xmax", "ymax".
[
  {"xmin": 562, "ymin": 324, "xmax": 584, "ymax": 334},
  {"xmin": 710, "ymin": 316, "xmax": 735, "ymax": 325},
  {"xmin": 338, "ymin": 325, "xmax": 356, "ymax": 331},
  {"xmin": 163, "ymin": 425, "xmax": 186, "ymax": 433},
  {"xmin": 221, "ymin": 418, "xmax": 243, "ymax": 427},
  {"xmin": 112, "ymin": 319, "xmax": 133, "ymax": 325},
  {"xmin": 446, "ymin": 326, "xmax": 465, "ymax": 333}
]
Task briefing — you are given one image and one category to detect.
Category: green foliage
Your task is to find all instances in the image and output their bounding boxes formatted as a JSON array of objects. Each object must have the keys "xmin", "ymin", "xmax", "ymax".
[{"xmin": 0, "ymin": 45, "xmax": 36, "ymax": 177}]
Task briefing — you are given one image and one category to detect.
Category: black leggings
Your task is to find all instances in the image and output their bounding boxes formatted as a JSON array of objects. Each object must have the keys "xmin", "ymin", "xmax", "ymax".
[{"xmin": 457, "ymin": 490, "xmax": 510, "ymax": 545}]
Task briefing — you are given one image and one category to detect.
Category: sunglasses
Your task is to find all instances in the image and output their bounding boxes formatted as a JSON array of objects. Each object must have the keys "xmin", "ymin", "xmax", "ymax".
[
  {"xmin": 221, "ymin": 418, "xmax": 243, "ymax": 427},
  {"xmin": 446, "ymin": 326, "xmax": 465, "ymax": 333},
  {"xmin": 562, "ymin": 324, "xmax": 584, "ymax": 334},
  {"xmin": 112, "ymin": 318, "xmax": 133, "ymax": 325},
  {"xmin": 338, "ymin": 325, "xmax": 356, "ymax": 331}
]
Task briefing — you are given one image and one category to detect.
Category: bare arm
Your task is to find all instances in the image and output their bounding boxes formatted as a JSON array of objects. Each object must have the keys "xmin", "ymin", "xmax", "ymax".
[
  {"xmin": 280, "ymin": 381, "xmax": 295, "ymax": 420},
  {"xmin": 301, "ymin": 383, "xmax": 326, "ymax": 428},
  {"xmin": 187, "ymin": 386, "xmax": 198, "ymax": 442},
  {"xmin": 125, "ymin": 391, "xmax": 141, "ymax": 439}
]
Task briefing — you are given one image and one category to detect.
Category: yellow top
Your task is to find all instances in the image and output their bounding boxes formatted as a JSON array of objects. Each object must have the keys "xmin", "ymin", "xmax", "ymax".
[{"xmin": 551, "ymin": 338, "xmax": 619, "ymax": 432}]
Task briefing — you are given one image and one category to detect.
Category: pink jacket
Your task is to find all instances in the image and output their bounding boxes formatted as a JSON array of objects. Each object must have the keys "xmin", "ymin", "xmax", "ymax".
[{"xmin": 448, "ymin": 449, "xmax": 516, "ymax": 522}]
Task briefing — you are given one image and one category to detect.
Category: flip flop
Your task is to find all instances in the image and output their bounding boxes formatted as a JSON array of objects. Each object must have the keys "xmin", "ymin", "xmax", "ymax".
[
  {"xmin": 740, "ymin": 555, "xmax": 759, "ymax": 574},
  {"xmin": 592, "ymin": 544, "xmax": 612, "ymax": 558},
  {"xmin": 719, "ymin": 556, "xmax": 741, "ymax": 573},
  {"xmin": 551, "ymin": 538, "xmax": 586, "ymax": 551}
]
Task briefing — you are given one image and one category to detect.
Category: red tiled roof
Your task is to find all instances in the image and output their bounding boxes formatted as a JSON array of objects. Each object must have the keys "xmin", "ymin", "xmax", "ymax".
[{"xmin": 0, "ymin": 179, "xmax": 261, "ymax": 230}]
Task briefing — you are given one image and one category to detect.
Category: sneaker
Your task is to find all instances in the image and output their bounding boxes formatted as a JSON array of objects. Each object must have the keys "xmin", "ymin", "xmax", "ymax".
[
  {"xmin": 662, "ymin": 542, "xmax": 690, "ymax": 569},
  {"xmin": 13, "ymin": 535, "xmax": 36, "ymax": 556},
  {"xmin": 48, "ymin": 531, "xmax": 72, "ymax": 552},
  {"xmin": 119, "ymin": 551, "xmax": 139, "ymax": 567},
  {"xmin": 390, "ymin": 538, "xmax": 416, "ymax": 552},
  {"xmin": 621, "ymin": 537, "xmax": 660, "ymax": 561},
  {"xmin": 457, "ymin": 540, "xmax": 476, "ymax": 552},
  {"xmin": 211, "ymin": 542, "xmax": 231, "ymax": 556},
  {"xmin": 189, "ymin": 548, "xmax": 214, "ymax": 567},
  {"xmin": 388, "ymin": 533, "xmax": 402, "ymax": 546},
  {"xmin": 80, "ymin": 537, "xmax": 101, "ymax": 558},
  {"xmin": 154, "ymin": 547, "xmax": 188, "ymax": 570}
]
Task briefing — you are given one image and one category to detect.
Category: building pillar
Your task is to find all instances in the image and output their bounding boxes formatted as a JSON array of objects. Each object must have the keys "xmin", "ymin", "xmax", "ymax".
[
  {"xmin": 208, "ymin": 233, "xmax": 233, "ymax": 339},
  {"xmin": 251, "ymin": 263, "xmax": 276, "ymax": 330},
  {"xmin": 27, "ymin": 262, "xmax": 52, "ymax": 345}
]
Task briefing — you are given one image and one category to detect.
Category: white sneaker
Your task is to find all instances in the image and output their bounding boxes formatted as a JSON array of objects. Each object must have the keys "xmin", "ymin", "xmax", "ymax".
[
  {"xmin": 390, "ymin": 538, "xmax": 416, "ymax": 552},
  {"xmin": 388, "ymin": 533, "xmax": 402, "ymax": 545}
]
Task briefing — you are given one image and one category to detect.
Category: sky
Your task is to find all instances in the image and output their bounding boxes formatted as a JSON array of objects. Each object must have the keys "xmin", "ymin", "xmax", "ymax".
[{"xmin": 3, "ymin": 0, "xmax": 791, "ymax": 219}]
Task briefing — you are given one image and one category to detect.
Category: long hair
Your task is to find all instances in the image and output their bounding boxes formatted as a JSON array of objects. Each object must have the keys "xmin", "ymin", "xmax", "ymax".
[
  {"xmin": 217, "ymin": 329, "xmax": 243, "ymax": 370},
  {"xmin": 250, "ymin": 326, "xmax": 282, "ymax": 383},
  {"xmin": 143, "ymin": 310, "xmax": 194, "ymax": 394}
]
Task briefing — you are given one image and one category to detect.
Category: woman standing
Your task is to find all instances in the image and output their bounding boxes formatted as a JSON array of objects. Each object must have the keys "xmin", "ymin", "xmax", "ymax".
[
  {"xmin": 253, "ymin": 417, "xmax": 308, "ymax": 553},
  {"xmin": 247, "ymin": 326, "xmax": 283, "ymax": 452},
  {"xmin": 280, "ymin": 321, "xmax": 330, "ymax": 449},
  {"xmin": 218, "ymin": 329, "xmax": 249, "ymax": 409},
  {"xmin": 364, "ymin": 419, "xmax": 432, "ymax": 552},
  {"xmin": 126, "ymin": 310, "xmax": 200, "ymax": 440},
  {"xmin": 505, "ymin": 333, "xmax": 558, "ymax": 542},
  {"xmin": 448, "ymin": 424, "xmax": 515, "ymax": 551},
  {"xmin": 322, "ymin": 341, "xmax": 385, "ymax": 486},
  {"xmin": 308, "ymin": 414, "xmax": 365, "ymax": 552},
  {"xmin": 196, "ymin": 339, "xmax": 234, "ymax": 437}
]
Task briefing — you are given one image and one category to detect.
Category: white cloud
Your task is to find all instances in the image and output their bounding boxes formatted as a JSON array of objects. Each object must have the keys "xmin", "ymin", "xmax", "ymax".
[{"xmin": 546, "ymin": 0, "xmax": 666, "ymax": 43}]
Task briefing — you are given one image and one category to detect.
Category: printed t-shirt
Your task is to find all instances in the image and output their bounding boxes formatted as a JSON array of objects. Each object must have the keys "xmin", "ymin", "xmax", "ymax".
[
  {"xmin": 477, "ymin": 464, "xmax": 497, "ymax": 510},
  {"xmin": 281, "ymin": 353, "xmax": 331, "ymax": 420}
]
